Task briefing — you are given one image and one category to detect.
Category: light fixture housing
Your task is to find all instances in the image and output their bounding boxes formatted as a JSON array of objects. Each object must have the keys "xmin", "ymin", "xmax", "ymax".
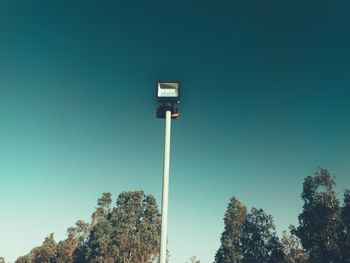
[
  {"xmin": 156, "ymin": 81, "xmax": 180, "ymax": 119},
  {"xmin": 156, "ymin": 81, "xmax": 180, "ymax": 102}
]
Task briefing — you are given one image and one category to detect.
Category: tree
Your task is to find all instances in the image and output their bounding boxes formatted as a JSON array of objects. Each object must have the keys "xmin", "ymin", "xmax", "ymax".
[
  {"xmin": 14, "ymin": 191, "xmax": 161, "ymax": 263},
  {"xmin": 91, "ymin": 192, "xmax": 112, "ymax": 227},
  {"xmin": 15, "ymin": 255, "xmax": 32, "ymax": 263},
  {"xmin": 56, "ymin": 224, "xmax": 83, "ymax": 263},
  {"xmin": 30, "ymin": 233, "xmax": 57, "ymax": 263},
  {"xmin": 84, "ymin": 219, "xmax": 116, "ymax": 262},
  {"xmin": 15, "ymin": 235, "xmax": 57, "ymax": 263},
  {"xmin": 64, "ymin": 221, "xmax": 88, "ymax": 262},
  {"xmin": 215, "ymin": 197, "xmax": 247, "ymax": 263},
  {"xmin": 282, "ymin": 226, "xmax": 309, "ymax": 263},
  {"xmin": 241, "ymin": 207, "xmax": 284, "ymax": 263},
  {"xmin": 56, "ymin": 238, "xmax": 77, "ymax": 263},
  {"xmin": 68, "ymin": 220, "xmax": 90, "ymax": 245},
  {"xmin": 296, "ymin": 168, "xmax": 342, "ymax": 263},
  {"xmin": 0, "ymin": 257, "xmax": 5, "ymax": 263},
  {"xmin": 78, "ymin": 191, "xmax": 161, "ymax": 263},
  {"xmin": 215, "ymin": 197, "xmax": 283, "ymax": 263},
  {"xmin": 341, "ymin": 190, "xmax": 350, "ymax": 262}
]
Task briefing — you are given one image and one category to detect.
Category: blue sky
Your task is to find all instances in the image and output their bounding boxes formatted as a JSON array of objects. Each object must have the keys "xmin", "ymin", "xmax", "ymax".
[{"xmin": 1, "ymin": 0, "xmax": 350, "ymax": 262}]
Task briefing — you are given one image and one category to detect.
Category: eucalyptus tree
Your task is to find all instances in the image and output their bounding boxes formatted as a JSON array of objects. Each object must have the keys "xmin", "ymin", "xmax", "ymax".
[
  {"xmin": 341, "ymin": 190, "xmax": 350, "ymax": 262},
  {"xmin": 77, "ymin": 191, "xmax": 161, "ymax": 263},
  {"xmin": 281, "ymin": 226, "xmax": 309, "ymax": 263},
  {"xmin": 215, "ymin": 197, "xmax": 247, "ymax": 263},
  {"xmin": 241, "ymin": 208, "xmax": 284, "ymax": 263},
  {"xmin": 215, "ymin": 197, "xmax": 283, "ymax": 263},
  {"xmin": 296, "ymin": 168, "xmax": 342, "ymax": 263}
]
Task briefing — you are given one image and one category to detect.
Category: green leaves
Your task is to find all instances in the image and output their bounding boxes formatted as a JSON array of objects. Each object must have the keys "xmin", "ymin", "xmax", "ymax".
[
  {"xmin": 17, "ymin": 233, "xmax": 58, "ymax": 263},
  {"xmin": 11, "ymin": 169, "xmax": 350, "ymax": 263},
  {"xmin": 282, "ymin": 227, "xmax": 309, "ymax": 263},
  {"xmin": 79, "ymin": 191, "xmax": 161, "ymax": 263},
  {"xmin": 14, "ymin": 191, "xmax": 161, "ymax": 263},
  {"xmin": 341, "ymin": 190, "xmax": 350, "ymax": 261},
  {"xmin": 296, "ymin": 168, "xmax": 342, "ymax": 263},
  {"xmin": 215, "ymin": 197, "xmax": 283, "ymax": 263},
  {"xmin": 215, "ymin": 197, "xmax": 247, "ymax": 263}
]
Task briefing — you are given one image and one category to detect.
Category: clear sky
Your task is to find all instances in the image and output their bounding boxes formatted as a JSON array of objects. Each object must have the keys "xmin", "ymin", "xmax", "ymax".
[{"xmin": 1, "ymin": 0, "xmax": 350, "ymax": 262}]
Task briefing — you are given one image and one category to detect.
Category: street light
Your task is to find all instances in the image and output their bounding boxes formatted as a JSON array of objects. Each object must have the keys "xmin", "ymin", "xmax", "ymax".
[
  {"xmin": 156, "ymin": 81, "xmax": 180, "ymax": 263},
  {"xmin": 157, "ymin": 82, "xmax": 180, "ymax": 100},
  {"xmin": 157, "ymin": 81, "xmax": 180, "ymax": 119}
]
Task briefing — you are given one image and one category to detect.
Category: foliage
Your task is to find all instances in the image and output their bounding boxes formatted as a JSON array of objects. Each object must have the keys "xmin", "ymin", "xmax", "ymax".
[
  {"xmin": 56, "ymin": 219, "xmax": 89, "ymax": 263},
  {"xmin": 75, "ymin": 190, "xmax": 161, "ymax": 263},
  {"xmin": 281, "ymin": 226, "xmax": 309, "ymax": 263},
  {"xmin": 15, "ymin": 191, "xmax": 161, "ymax": 263},
  {"xmin": 12, "ymin": 170, "xmax": 350, "ymax": 263},
  {"xmin": 15, "ymin": 255, "xmax": 32, "ymax": 263},
  {"xmin": 295, "ymin": 168, "xmax": 342, "ymax": 263},
  {"xmin": 91, "ymin": 192, "xmax": 112, "ymax": 227},
  {"xmin": 15, "ymin": 233, "xmax": 57, "ymax": 263},
  {"xmin": 215, "ymin": 197, "xmax": 247, "ymax": 263},
  {"xmin": 33, "ymin": 233, "xmax": 58, "ymax": 263},
  {"xmin": 341, "ymin": 190, "xmax": 350, "ymax": 262},
  {"xmin": 215, "ymin": 197, "xmax": 283, "ymax": 263},
  {"xmin": 241, "ymin": 207, "xmax": 284, "ymax": 263}
]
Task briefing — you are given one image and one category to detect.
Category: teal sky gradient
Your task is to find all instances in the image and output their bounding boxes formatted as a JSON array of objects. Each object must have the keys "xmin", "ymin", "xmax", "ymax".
[{"xmin": 1, "ymin": 1, "xmax": 350, "ymax": 262}]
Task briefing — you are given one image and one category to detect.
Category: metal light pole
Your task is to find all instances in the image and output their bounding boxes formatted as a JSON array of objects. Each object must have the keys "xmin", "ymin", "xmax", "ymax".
[
  {"xmin": 160, "ymin": 110, "xmax": 171, "ymax": 263},
  {"xmin": 156, "ymin": 81, "xmax": 180, "ymax": 263}
]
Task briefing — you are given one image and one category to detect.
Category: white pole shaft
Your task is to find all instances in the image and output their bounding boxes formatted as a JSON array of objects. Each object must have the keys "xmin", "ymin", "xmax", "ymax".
[{"xmin": 160, "ymin": 110, "xmax": 171, "ymax": 263}]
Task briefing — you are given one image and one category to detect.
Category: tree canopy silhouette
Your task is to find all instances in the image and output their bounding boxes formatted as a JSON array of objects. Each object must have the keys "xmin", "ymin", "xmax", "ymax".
[{"xmin": 15, "ymin": 191, "xmax": 161, "ymax": 263}]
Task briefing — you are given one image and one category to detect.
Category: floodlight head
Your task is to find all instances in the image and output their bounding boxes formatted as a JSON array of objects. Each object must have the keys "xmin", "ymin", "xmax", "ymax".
[
  {"xmin": 156, "ymin": 81, "xmax": 180, "ymax": 119},
  {"xmin": 156, "ymin": 81, "xmax": 180, "ymax": 102}
]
